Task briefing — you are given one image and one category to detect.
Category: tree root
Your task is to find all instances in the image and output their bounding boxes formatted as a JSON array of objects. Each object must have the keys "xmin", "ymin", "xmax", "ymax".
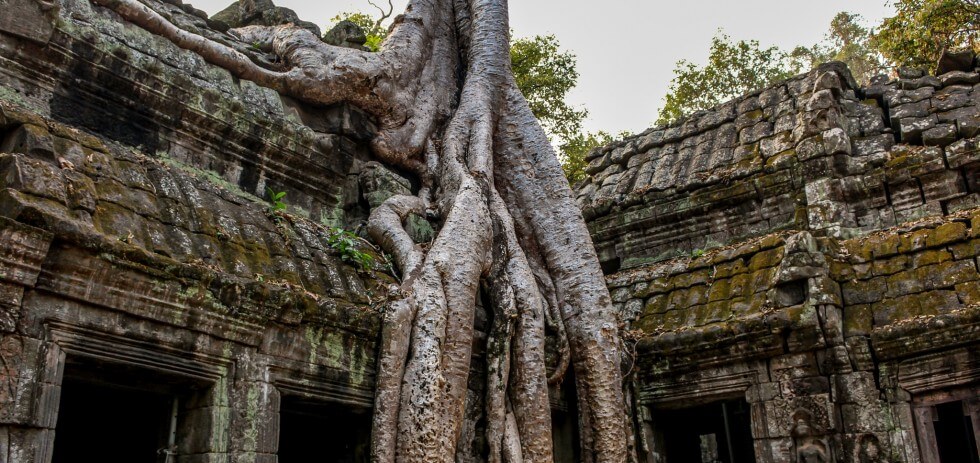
[{"xmin": 89, "ymin": 0, "xmax": 631, "ymax": 461}]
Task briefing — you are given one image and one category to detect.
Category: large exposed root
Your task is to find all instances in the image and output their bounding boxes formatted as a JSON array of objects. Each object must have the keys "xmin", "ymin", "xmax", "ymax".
[{"xmin": 91, "ymin": 0, "xmax": 631, "ymax": 461}]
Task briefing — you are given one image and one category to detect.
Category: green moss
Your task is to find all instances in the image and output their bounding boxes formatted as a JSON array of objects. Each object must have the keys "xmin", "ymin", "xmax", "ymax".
[
  {"xmin": 843, "ymin": 304, "xmax": 873, "ymax": 336},
  {"xmin": 872, "ymin": 255, "xmax": 909, "ymax": 276},
  {"xmin": 926, "ymin": 222, "xmax": 968, "ymax": 248},
  {"xmin": 950, "ymin": 238, "xmax": 980, "ymax": 260},
  {"xmin": 912, "ymin": 249, "xmax": 953, "ymax": 267},
  {"xmin": 707, "ymin": 278, "xmax": 732, "ymax": 303},
  {"xmin": 748, "ymin": 248, "xmax": 784, "ymax": 271}
]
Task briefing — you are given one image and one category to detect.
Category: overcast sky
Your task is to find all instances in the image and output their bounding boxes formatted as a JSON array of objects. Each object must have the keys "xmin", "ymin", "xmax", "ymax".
[{"xmin": 188, "ymin": 0, "xmax": 894, "ymax": 134}]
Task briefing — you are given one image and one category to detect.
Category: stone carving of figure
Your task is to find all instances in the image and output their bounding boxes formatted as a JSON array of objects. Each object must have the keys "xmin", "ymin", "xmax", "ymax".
[
  {"xmin": 792, "ymin": 409, "xmax": 829, "ymax": 463},
  {"xmin": 857, "ymin": 434, "xmax": 884, "ymax": 463}
]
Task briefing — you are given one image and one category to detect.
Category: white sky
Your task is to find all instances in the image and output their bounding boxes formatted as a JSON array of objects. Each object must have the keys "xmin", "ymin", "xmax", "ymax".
[{"xmin": 188, "ymin": 0, "xmax": 894, "ymax": 134}]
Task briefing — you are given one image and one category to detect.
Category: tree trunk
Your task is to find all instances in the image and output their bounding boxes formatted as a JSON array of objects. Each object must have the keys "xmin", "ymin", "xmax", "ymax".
[{"xmin": 89, "ymin": 0, "xmax": 630, "ymax": 461}]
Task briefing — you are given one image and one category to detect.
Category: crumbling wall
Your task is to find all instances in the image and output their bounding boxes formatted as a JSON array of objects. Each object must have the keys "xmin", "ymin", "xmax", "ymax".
[
  {"xmin": 0, "ymin": 0, "xmax": 396, "ymax": 460},
  {"xmin": 578, "ymin": 61, "xmax": 980, "ymax": 273},
  {"xmin": 586, "ymin": 59, "xmax": 980, "ymax": 462}
]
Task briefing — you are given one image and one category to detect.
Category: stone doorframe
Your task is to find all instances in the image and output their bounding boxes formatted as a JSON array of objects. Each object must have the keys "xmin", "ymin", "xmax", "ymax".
[
  {"xmin": 909, "ymin": 387, "xmax": 980, "ymax": 463},
  {"xmin": 37, "ymin": 320, "xmax": 234, "ymax": 462}
]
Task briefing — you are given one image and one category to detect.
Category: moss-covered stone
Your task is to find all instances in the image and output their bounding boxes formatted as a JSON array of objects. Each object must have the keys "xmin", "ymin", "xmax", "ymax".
[
  {"xmin": 872, "ymin": 255, "xmax": 909, "ymax": 276},
  {"xmin": 949, "ymin": 238, "xmax": 980, "ymax": 260},
  {"xmin": 954, "ymin": 280, "xmax": 980, "ymax": 306},
  {"xmin": 916, "ymin": 260, "xmax": 978, "ymax": 290},
  {"xmin": 842, "ymin": 277, "xmax": 887, "ymax": 305},
  {"xmin": 707, "ymin": 278, "xmax": 732, "ymax": 303},
  {"xmin": 911, "ymin": 249, "xmax": 953, "ymax": 267},
  {"xmin": 926, "ymin": 222, "xmax": 968, "ymax": 248},
  {"xmin": 843, "ymin": 304, "xmax": 873, "ymax": 336},
  {"xmin": 748, "ymin": 247, "xmax": 784, "ymax": 271},
  {"xmin": 644, "ymin": 294, "xmax": 669, "ymax": 315}
]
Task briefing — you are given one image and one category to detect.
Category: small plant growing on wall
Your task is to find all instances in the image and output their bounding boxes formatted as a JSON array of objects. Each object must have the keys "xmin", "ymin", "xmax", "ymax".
[
  {"xmin": 327, "ymin": 227, "xmax": 375, "ymax": 271},
  {"xmin": 266, "ymin": 187, "xmax": 287, "ymax": 212}
]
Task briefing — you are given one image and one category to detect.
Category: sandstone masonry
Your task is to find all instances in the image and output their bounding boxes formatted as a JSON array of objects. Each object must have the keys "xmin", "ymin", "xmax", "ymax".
[{"xmin": 579, "ymin": 58, "xmax": 980, "ymax": 462}]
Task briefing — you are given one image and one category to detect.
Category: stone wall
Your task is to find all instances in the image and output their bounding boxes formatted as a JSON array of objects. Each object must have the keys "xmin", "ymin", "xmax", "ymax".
[
  {"xmin": 0, "ymin": 0, "xmax": 394, "ymax": 460},
  {"xmin": 578, "ymin": 62, "xmax": 980, "ymax": 273},
  {"xmin": 586, "ymin": 60, "xmax": 980, "ymax": 462}
]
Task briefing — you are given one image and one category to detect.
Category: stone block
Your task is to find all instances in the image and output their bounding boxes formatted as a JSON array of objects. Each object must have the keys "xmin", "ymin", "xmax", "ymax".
[
  {"xmin": 884, "ymin": 87, "xmax": 934, "ymax": 107},
  {"xmin": 936, "ymin": 49, "xmax": 976, "ymax": 75},
  {"xmin": 889, "ymin": 100, "xmax": 930, "ymax": 124},
  {"xmin": 0, "ymin": 154, "xmax": 67, "ymax": 207},
  {"xmin": 852, "ymin": 134, "xmax": 894, "ymax": 157},
  {"xmin": 843, "ymin": 305, "xmax": 873, "ymax": 337},
  {"xmin": 897, "ymin": 115, "xmax": 938, "ymax": 143},
  {"xmin": 922, "ymin": 123, "xmax": 957, "ymax": 146},
  {"xmin": 898, "ymin": 75, "xmax": 941, "ymax": 90},
  {"xmin": 746, "ymin": 382, "xmax": 782, "ymax": 403},
  {"xmin": 821, "ymin": 128, "xmax": 851, "ymax": 155},
  {"xmin": 833, "ymin": 372, "xmax": 879, "ymax": 404},
  {"xmin": 920, "ymin": 170, "xmax": 967, "ymax": 203},
  {"xmin": 770, "ymin": 353, "xmax": 820, "ymax": 381},
  {"xmin": 915, "ymin": 260, "xmax": 978, "ymax": 290},
  {"xmin": 0, "ymin": 0, "xmax": 56, "ymax": 44},
  {"xmin": 841, "ymin": 278, "xmax": 886, "ymax": 305},
  {"xmin": 844, "ymin": 337, "xmax": 876, "ymax": 372},
  {"xmin": 841, "ymin": 403, "xmax": 891, "ymax": 433},
  {"xmin": 884, "ymin": 269, "xmax": 924, "ymax": 298},
  {"xmin": 922, "ymin": 220, "xmax": 970, "ymax": 243},
  {"xmin": 0, "ymin": 335, "xmax": 44, "ymax": 425},
  {"xmin": 945, "ymin": 135, "xmax": 980, "ymax": 168},
  {"xmin": 741, "ymin": 121, "xmax": 775, "ymax": 145},
  {"xmin": 760, "ymin": 131, "xmax": 795, "ymax": 158}
]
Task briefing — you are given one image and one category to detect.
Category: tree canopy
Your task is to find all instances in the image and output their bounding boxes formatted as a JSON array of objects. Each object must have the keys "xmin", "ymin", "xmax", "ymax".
[
  {"xmin": 510, "ymin": 34, "xmax": 587, "ymax": 146},
  {"xmin": 657, "ymin": 3, "xmax": 980, "ymax": 124},
  {"xmin": 872, "ymin": 0, "xmax": 980, "ymax": 71},
  {"xmin": 655, "ymin": 33, "xmax": 797, "ymax": 126},
  {"xmin": 792, "ymin": 12, "xmax": 887, "ymax": 85}
]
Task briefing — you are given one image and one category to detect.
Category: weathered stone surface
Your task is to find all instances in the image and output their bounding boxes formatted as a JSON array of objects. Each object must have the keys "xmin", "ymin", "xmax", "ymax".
[
  {"xmin": 936, "ymin": 49, "xmax": 977, "ymax": 75},
  {"xmin": 583, "ymin": 60, "xmax": 980, "ymax": 463},
  {"xmin": 0, "ymin": 4, "xmax": 390, "ymax": 459}
]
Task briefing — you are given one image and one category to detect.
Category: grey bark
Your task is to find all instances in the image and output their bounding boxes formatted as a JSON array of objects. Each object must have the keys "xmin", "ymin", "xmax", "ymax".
[{"xmin": 88, "ymin": 0, "xmax": 630, "ymax": 461}]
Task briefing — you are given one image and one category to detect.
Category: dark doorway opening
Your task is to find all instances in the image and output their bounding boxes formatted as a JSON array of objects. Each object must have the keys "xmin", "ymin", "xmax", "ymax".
[
  {"xmin": 551, "ymin": 373, "xmax": 581, "ymax": 463},
  {"xmin": 934, "ymin": 400, "xmax": 980, "ymax": 463},
  {"xmin": 52, "ymin": 358, "xmax": 205, "ymax": 463},
  {"xmin": 278, "ymin": 396, "xmax": 372, "ymax": 463},
  {"xmin": 656, "ymin": 399, "xmax": 755, "ymax": 463}
]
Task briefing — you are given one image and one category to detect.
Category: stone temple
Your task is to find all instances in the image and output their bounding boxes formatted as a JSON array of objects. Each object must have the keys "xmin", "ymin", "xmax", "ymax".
[{"xmin": 0, "ymin": 0, "xmax": 978, "ymax": 461}]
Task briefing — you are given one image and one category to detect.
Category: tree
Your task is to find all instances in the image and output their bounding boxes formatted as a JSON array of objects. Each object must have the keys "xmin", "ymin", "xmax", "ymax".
[
  {"xmin": 656, "ymin": 33, "xmax": 798, "ymax": 125},
  {"xmin": 330, "ymin": 12, "xmax": 589, "ymax": 177},
  {"xmin": 91, "ymin": 0, "xmax": 630, "ymax": 462},
  {"xmin": 510, "ymin": 35, "xmax": 587, "ymax": 145},
  {"xmin": 792, "ymin": 12, "xmax": 887, "ymax": 84},
  {"xmin": 872, "ymin": 0, "xmax": 980, "ymax": 71},
  {"xmin": 559, "ymin": 132, "xmax": 611, "ymax": 184}
]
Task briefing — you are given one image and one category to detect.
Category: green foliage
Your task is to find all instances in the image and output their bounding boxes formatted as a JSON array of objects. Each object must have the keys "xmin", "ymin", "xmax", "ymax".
[
  {"xmin": 791, "ymin": 12, "xmax": 887, "ymax": 84},
  {"xmin": 326, "ymin": 228, "xmax": 376, "ymax": 271},
  {"xmin": 656, "ymin": 33, "xmax": 799, "ymax": 126},
  {"xmin": 871, "ymin": 0, "xmax": 980, "ymax": 71},
  {"xmin": 559, "ymin": 132, "xmax": 609, "ymax": 184},
  {"xmin": 330, "ymin": 11, "xmax": 388, "ymax": 51},
  {"xmin": 510, "ymin": 34, "xmax": 587, "ymax": 145},
  {"xmin": 558, "ymin": 131, "xmax": 633, "ymax": 184},
  {"xmin": 266, "ymin": 187, "xmax": 287, "ymax": 212}
]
